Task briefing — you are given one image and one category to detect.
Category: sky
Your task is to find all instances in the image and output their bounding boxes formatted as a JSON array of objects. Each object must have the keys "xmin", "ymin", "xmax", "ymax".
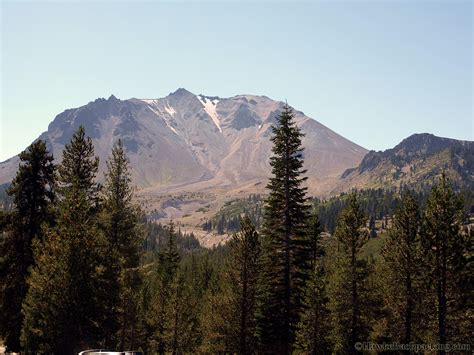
[{"xmin": 1, "ymin": 0, "xmax": 472, "ymax": 161}]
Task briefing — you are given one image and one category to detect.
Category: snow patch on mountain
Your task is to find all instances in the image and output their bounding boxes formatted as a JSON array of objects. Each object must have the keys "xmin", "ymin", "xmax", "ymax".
[
  {"xmin": 197, "ymin": 95, "xmax": 222, "ymax": 133},
  {"xmin": 141, "ymin": 99, "xmax": 158, "ymax": 105},
  {"xmin": 164, "ymin": 102, "xmax": 177, "ymax": 116},
  {"xmin": 146, "ymin": 104, "xmax": 178, "ymax": 135}
]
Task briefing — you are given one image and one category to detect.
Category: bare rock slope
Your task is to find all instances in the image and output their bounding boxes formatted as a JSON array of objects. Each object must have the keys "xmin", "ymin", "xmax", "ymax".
[{"xmin": 0, "ymin": 88, "xmax": 367, "ymax": 196}]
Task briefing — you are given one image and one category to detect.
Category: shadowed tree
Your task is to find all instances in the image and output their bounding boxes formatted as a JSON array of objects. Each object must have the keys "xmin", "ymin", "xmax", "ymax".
[
  {"xmin": 421, "ymin": 173, "xmax": 471, "ymax": 350},
  {"xmin": 379, "ymin": 191, "xmax": 426, "ymax": 346},
  {"xmin": 0, "ymin": 140, "xmax": 55, "ymax": 352},
  {"xmin": 327, "ymin": 193, "xmax": 370, "ymax": 354},
  {"xmin": 295, "ymin": 209, "xmax": 330, "ymax": 354},
  {"xmin": 21, "ymin": 127, "xmax": 104, "ymax": 354}
]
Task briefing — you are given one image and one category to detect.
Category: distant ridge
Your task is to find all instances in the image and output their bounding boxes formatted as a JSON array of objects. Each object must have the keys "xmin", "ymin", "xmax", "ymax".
[{"xmin": 334, "ymin": 133, "xmax": 474, "ymax": 193}]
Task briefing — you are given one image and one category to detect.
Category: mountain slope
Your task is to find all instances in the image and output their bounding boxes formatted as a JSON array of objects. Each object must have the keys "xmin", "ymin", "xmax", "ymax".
[
  {"xmin": 0, "ymin": 88, "xmax": 368, "ymax": 196},
  {"xmin": 333, "ymin": 133, "xmax": 474, "ymax": 193}
]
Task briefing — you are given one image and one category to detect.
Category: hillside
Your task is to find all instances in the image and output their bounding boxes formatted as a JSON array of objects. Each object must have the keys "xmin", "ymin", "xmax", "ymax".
[{"xmin": 333, "ymin": 133, "xmax": 474, "ymax": 193}]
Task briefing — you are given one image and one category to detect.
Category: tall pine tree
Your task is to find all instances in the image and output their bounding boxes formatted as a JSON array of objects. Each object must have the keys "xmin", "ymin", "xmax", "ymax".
[
  {"xmin": 421, "ymin": 173, "xmax": 471, "ymax": 348},
  {"xmin": 379, "ymin": 191, "xmax": 426, "ymax": 344},
  {"xmin": 57, "ymin": 126, "xmax": 100, "ymax": 203},
  {"xmin": 295, "ymin": 209, "xmax": 330, "ymax": 354},
  {"xmin": 0, "ymin": 140, "xmax": 55, "ymax": 352},
  {"xmin": 327, "ymin": 193, "xmax": 370, "ymax": 354},
  {"xmin": 21, "ymin": 126, "xmax": 104, "ymax": 353},
  {"xmin": 146, "ymin": 221, "xmax": 181, "ymax": 353},
  {"xmin": 100, "ymin": 139, "xmax": 142, "ymax": 349},
  {"xmin": 209, "ymin": 216, "xmax": 262, "ymax": 353},
  {"xmin": 258, "ymin": 104, "xmax": 311, "ymax": 353}
]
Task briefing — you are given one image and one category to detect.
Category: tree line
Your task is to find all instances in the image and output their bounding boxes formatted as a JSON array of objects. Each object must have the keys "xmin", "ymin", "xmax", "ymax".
[{"xmin": 0, "ymin": 106, "xmax": 472, "ymax": 354}]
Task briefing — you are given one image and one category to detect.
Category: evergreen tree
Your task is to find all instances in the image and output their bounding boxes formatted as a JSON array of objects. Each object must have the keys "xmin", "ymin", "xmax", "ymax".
[
  {"xmin": 379, "ymin": 191, "xmax": 426, "ymax": 344},
  {"xmin": 100, "ymin": 139, "xmax": 142, "ymax": 349},
  {"xmin": 0, "ymin": 140, "xmax": 55, "ymax": 352},
  {"xmin": 211, "ymin": 216, "xmax": 262, "ymax": 353},
  {"xmin": 327, "ymin": 193, "xmax": 370, "ymax": 354},
  {"xmin": 258, "ymin": 104, "xmax": 311, "ymax": 353},
  {"xmin": 20, "ymin": 228, "xmax": 70, "ymax": 352},
  {"xmin": 421, "ymin": 173, "xmax": 471, "ymax": 348},
  {"xmin": 232, "ymin": 217, "xmax": 261, "ymax": 354},
  {"xmin": 294, "ymin": 262, "xmax": 330, "ymax": 354},
  {"xmin": 295, "ymin": 210, "xmax": 330, "ymax": 354},
  {"xmin": 147, "ymin": 221, "xmax": 181, "ymax": 353},
  {"xmin": 166, "ymin": 265, "xmax": 201, "ymax": 354},
  {"xmin": 57, "ymin": 126, "xmax": 100, "ymax": 204},
  {"xmin": 307, "ymin": 209, "xmax": 323, "ymax": 267},
  {"xmin": 21, "ymin": 127, "xmax": 104, "ymax": 353},
  {"xmin": 369, "ymin": 216, "xmax": 377, "ymax": 238}
]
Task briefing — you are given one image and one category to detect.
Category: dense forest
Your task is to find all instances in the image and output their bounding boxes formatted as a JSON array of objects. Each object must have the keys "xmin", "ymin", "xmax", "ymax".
[{"xmin": 0, "ymin": 106, "xmax": 472, "ymax": 354}]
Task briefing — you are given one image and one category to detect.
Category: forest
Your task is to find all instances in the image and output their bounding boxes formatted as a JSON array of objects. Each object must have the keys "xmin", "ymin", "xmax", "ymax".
[{"xmin": 0, "ymin": 106, "xmax": 472, "ymax": 354}]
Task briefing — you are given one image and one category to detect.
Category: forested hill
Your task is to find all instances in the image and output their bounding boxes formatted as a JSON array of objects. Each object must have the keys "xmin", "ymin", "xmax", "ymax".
[{"xmin": 335, "ymin": 133, "xmax": 474, "ymax": 193}]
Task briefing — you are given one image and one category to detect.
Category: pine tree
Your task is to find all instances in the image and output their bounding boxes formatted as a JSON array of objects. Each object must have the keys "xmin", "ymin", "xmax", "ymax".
[
  {"xmin": 100, "ymin": 139, "xmax": 142, "ymax": 349},
  {"xmin": 20, "ymin": 228, "xmax": 71, "ymax": 352},
  {"xmin": 161, "ymin": 221, "xmax": 180, "ymax": 281},
  {"xmin": 232, "ymin": 217, "xmax": 261, "ymax": 354},
  {"xmin": 167, "ymin": 266, "xmax": 201, "ymax": 354},
  {"xmin": 327, "ymin": 193, "xmax": 370, "ymax": 354},
  {"xmin": 294, "ymin": 262, "xmax": 330, "ymax": 354},
  {"xmin": 421, "ymin": 173, "xmax": 471, "ymax": 348},
  {"xmin": 258, "ymin": 104, "xmax": 311, "ymax": 353},
  {"xmin": 57, "ymin": 125, "xmax": 100, "ymax": 204},
  {"xmin": 295, "ymin": 209, "xmax": 330, "ymax": 354},
  {"xmin": 307, "ymin": 209, "xmax": 323, "ymax": 267},
  {"xmin": 147, "ymin": 221, "xmax": 181, "ymax": 353},
  {"xmin": 21, "ymin": 127, "xmax": 104, "ymax": 353},
  {"xmin": 211, "ymin": 216, "xmax": 262, "ymax": 353},
  {"xmin": 379, "ymin": 191, "xmax": 426, "ymax": 344},
  {"xmin": 0, "ymin": 140, "xmax": 55, "ymax": 352}
]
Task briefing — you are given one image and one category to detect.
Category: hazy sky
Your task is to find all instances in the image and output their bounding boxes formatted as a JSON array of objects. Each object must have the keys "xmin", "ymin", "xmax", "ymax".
[{"xmin": 1, "ymin": 0, "xmax": 472, "ymax": 161}]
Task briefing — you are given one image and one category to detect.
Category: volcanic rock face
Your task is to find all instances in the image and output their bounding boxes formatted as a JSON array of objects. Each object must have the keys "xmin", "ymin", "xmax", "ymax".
[{"xmin": 0, "ymin": 88, "xmax": 368, "ymax": 196}]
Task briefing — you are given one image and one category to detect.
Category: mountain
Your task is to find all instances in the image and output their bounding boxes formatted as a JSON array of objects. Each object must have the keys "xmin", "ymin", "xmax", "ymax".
[
  {"xmin": 0, "ymin": 88, "xmax": 367, "ymax": 197},
  {"xmin": 333, "ymin": 133, "xmax": 474, "ymax": 193}
]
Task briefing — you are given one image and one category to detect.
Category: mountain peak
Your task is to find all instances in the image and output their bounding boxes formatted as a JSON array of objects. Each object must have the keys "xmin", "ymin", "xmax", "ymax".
[
  {"xmin": 393, "ymin": 133, "xmax": 466, "ymax": 155},
  {"xmin": 170, "ymin": 88, "xmax": 194, "ymax": 97},
  {"xmin": 0, "ymin": 90, "xmax": 369, "ymax": 197},
  {"xmin": 337, "ymin": 133, "xmax": 474, "ymax": 192}
]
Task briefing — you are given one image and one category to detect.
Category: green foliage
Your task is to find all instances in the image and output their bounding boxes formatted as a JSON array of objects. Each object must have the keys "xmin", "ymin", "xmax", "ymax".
[
  {"xmin": 258, "ymin": 105, "xmax": 311, "ymax": 353},
  {"xmin": 20, "ymin": 229, "xmax": 70, "ymax": 352},
  {"xmin": 140, "ymin": 222, "xmax": 192, "ymax": 353},
  {"xmin": 327, "ymin": 193, "xmax": 371, "ymax": 353},
  {"xmin": 22, "ymin": 186, "xmax": 105, "ymax": 353},
  {"xmin": 0, "ymin": 140, "xmax": 55, "ymax": 352},
  {"xmin": 315, "ymin": 186, "xmax": 474, "ymax": 235},
  {"xmin": 295, "ymin": 262, "xmax": 330, "ymax": 354},
  {"xmin": 57, "ymin": 125, "xmax": 100, "ymax": 204},
  {"xmin": 202, "ymin": 194, "xmax": 263, "ymax": 234},
  {"xmin": 208, "ymin": 216, "xmax": 262, "ymax": 353},
  {"xmin": 378, "ymin": 192, "xmax": 427, "ymax": 344},
  {"xmin": 143, "ymin": 222, "xmax": 201, "ymax": 253},
  {"xmin": 421, "ymin": 173, "xmax": 471, "ymax": 345},
  {"xmin": 99, "ymin": 139, "xmax": 143, "ymax": 349},
  {"xmin": 21, "ymin": 127, "xmax": 105, "ymax": 353},
  {"xmin": 295, "ymin": 210, "xmax": 330, "ymax": 354},
  {"xmin": 0, "ymin": 183, "xmax": 13, "ymax": 212},
  {"xmin": 2, "ymin": 121, "xmax": 473, "ymax": 354}
]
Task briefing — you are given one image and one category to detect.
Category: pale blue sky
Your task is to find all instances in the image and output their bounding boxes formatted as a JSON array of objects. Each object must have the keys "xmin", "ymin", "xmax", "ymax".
[{"xmin": 1, "ymin": 0, "xmax": 472, "ymax": 161}]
